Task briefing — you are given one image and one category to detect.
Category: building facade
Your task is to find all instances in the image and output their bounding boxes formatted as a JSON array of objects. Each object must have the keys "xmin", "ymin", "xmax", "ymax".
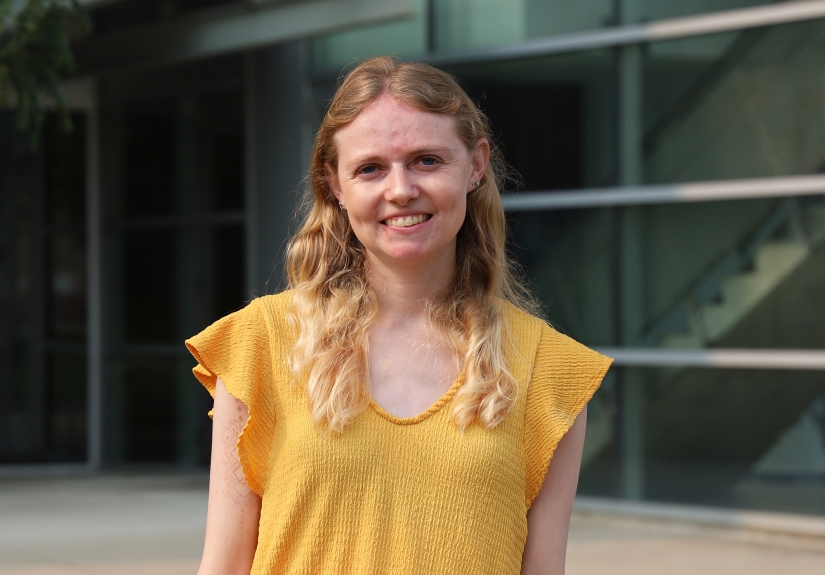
[{"xmin": 2, "ymin": 0, "xmax": 825, "ymax": 516}]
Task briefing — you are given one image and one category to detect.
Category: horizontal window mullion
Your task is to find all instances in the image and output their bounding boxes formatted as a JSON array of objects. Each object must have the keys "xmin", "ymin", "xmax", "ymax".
[
  {"xmin": 502, "ymin": 174, "xmax": 825, "ymax": 211},
  {"xmin": 599, "ymin": 348, "xmax": 825, "ymax": 370},
  {"xmin": 433, "ymin": 0, "xmax": 825, "ymax": 66}
]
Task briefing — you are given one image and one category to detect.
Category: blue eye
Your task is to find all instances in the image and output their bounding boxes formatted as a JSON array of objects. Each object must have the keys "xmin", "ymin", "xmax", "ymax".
[
  {"xmin": 421, "ymin": 157, "xmax": 436, "ymax": 166},
  {"xmin": 360, "ymin": 165, "xmax": 377, "ymax": 175}
]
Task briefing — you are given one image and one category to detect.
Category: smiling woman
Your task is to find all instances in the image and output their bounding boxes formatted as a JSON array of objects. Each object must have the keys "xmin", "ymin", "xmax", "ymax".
[{"xmin": 186, "ymin": 56, "xmax": 612, "ymax": 575}]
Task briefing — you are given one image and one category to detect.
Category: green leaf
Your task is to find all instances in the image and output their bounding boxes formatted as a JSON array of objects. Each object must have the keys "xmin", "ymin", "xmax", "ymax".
[{"xmin": 0, "ymin": 0, "xmax": 88, "ymax": 148}]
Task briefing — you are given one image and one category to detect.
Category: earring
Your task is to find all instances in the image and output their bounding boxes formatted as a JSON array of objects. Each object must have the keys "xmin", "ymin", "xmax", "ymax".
[
  {"xmin": 338, "ymin": 201, "xmax": 345, "ymax": 211},
  {"xmin": 472, "ymin": 181, "xmax": 481, "ymax": 189}
]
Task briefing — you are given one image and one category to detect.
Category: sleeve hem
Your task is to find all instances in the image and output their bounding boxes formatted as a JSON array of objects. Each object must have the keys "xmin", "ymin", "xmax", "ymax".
[
  {"xmin": 184, "ymin": 301, "xmax": 266, "ymax": 497},
  {"xmin": 525, "ymin": 354, "xmax": 613, "ymax": 510}
]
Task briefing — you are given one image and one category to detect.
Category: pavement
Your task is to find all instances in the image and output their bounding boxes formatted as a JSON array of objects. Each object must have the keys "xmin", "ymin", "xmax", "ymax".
[
  {"xmin": 1, "ymin": 474, "xmax": 824, "ymax": 574},
  {"xmin": 0, "ymin": 475, "xmax": 205, "ymax": 575}
]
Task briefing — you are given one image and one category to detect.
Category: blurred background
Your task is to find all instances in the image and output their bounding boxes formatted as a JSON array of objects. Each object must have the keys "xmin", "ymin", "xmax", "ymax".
[{"xmin": 2, "ymin": 0, "xmax": 825, "ymax": 562}]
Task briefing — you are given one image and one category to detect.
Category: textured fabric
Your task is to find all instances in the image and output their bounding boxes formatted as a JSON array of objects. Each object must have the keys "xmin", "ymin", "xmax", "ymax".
[{"xmin": 186, "ymin": 291, "xmax": 612, "ymax": 575}]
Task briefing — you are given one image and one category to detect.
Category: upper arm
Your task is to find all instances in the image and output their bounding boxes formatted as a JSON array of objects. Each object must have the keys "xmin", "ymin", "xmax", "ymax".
[
  {"xmin": 197, "ymin": 378, "xmax": 261, "ymax": 575},
  {"xmin": 521, "ymin": 406, "xmax": 587, "ymax": 575}
]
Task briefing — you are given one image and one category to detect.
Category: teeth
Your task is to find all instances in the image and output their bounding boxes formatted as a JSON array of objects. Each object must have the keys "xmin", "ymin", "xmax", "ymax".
[{"xmin": 385, "ymin": 214, "xmax": 429, "ymax": 227}]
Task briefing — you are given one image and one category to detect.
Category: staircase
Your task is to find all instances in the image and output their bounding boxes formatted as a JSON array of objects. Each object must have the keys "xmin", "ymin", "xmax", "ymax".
[
  {"xmin": 652, "ymin": 198, "xmax": 825, "ymax": 350},
  {"xmin": 576, "ymin": 22, "xmax": 825, "ymax": 486},
  {"xmin": 581, "ymin": 19, "xmax": 825, "ymax": 493}
]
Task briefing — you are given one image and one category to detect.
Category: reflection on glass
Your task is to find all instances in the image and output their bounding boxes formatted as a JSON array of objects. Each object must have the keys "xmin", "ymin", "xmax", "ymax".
[
  {"xmin": 509, "ymin": 195, "xmax": 825, "ymax": 349},
  {"xmin": 123, "ymin": 101, "xmax": 176, "ymax": 217},
  {"xmin": 47, "ymin": 351, "xmax": 86, "ymax": 461},
  {"xmin": 447, "ymin": 50, "xmax": 616, "ymax": 190},
  {"xmin": 312, "ymin": 0, "xmax": 427, "ymax": 71},
  {"xmin": 108, "ymin": 81, "xmax": 246, "ymax": 466},
  {"xmin": 48, "ymin": 231, "xmax": 86, "ymax": 340},
  {"xmin": 213, "ymin": 225, "xmax": 245, "ymax": 319},
  {"xmin": 644, "ymin": 19, "xmax": 825, "ymax": 182},
  {"xmin": 0, "ymin": 113, "xmax": 87, "ymax": 463},
  {"xmin": 110, "ymin": 357, "xmax": 177, "ymax": 463},
  {"xmin": 641, "ymin": 0, "xmax": 775, "ymax": 24},
  {"xmin": 124, "ymin": 230, "xmax": 176, "ymax": 343},
  {"xmin": 620, "ymin": 366, "xmax": 825, "ymax": 516},
  {"xmin": 434, "ymin": 0, "xmax": 529, "ymax": 52},
  {"xmin": 312, "ymin": 0, "xmax": 785, "ymax": 69},
  {"xmin": 437, "ymin": 0, "xmax": 614, "ymax": 49},
  {"xmin": 578, "ymin": 370, "xmax": 619, "ymax": 497}
]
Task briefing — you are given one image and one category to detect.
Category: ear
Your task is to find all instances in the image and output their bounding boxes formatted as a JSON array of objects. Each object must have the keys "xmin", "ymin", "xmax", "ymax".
[
  {"xmin": 469, "ymin": 138, "xmax": 490, "ymax": 192},
  {"xmin": 325, "ymin": 162, "xmax": 343, "ymax": 202}
]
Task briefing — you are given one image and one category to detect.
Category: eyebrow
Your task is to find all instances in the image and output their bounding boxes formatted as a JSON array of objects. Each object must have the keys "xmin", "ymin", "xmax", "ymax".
[{"xmin": 344, "ymin": 146, "xmax": 454, "ymax": 171}]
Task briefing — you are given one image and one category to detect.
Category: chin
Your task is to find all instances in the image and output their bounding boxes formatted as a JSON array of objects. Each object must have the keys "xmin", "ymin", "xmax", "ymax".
[{"xmin": 385, "ymin": 249, "xmax": 428, "ymax": 262}]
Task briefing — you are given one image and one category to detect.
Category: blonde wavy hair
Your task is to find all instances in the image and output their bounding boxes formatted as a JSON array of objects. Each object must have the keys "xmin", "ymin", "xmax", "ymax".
[{"xmin": 286, "ymin": 56, "xmax": 536, "ymax": 433}]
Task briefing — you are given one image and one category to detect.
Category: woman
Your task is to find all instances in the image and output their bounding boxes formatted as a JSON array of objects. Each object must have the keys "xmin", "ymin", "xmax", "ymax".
[{"xmin": 187, "ymin": 56, "xmax": 612, "ymax": 575}]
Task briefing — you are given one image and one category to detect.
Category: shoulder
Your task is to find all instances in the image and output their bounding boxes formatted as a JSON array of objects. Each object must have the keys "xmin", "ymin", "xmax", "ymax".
[
  {"xmin": 256, "ymin": 289, "xmax": 294, "ymax": 310},
  {"xmin": 245, "ymin": 291, "xmax": 298, "ymax": 352},
  {"xmin": 255, "ymin": 290, "xmax": 294, "ymax": 325},
  {"xmin": 500, "ymin": 300, "xmax": 544, "ymax": 350},
  {"xmin": 499, "ymin": 300, "xmax": 612, "ymax": 385}
]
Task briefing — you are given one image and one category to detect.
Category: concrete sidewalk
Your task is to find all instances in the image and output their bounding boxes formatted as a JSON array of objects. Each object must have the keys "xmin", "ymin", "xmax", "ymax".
[
  {"xmin": 0, "ymin": 475, "xmax": 205, "ymax": 575},
  {"xmin": 1, "ymin": 475, "xmax": 824, "ymax": 574},
  {"xmin": 567, "ymin": 502, "xmax": 825, "ymax": 575}
]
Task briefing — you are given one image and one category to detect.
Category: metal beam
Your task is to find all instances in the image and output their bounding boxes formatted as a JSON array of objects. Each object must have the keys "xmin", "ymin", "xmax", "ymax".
[
  {"xmin": 84, "ymin": 77, "xmax": 103, "ymax": 471},
  {"xmin": 73, "ymin": 0, "xmax": 415, "ymax": 71},
  {"xmin": 501, "ymin": 174, "xmax": 825, "ymax": 211},
  {"xmin": 599, "ymin": 348, "xmax": 825, "ymax": 370},
  {"xmin": 434, "ymin": 0, "xmax": 825, "ymax": 66}
]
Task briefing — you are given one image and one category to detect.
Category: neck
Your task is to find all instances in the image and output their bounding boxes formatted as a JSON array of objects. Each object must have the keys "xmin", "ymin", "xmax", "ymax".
[{"xmin": 366, "ymin": 251, "xmax": 455, "ymax": 325}]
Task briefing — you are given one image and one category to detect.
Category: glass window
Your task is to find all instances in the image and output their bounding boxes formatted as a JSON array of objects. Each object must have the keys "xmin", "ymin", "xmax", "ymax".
[
  {"xmin": 434, "ymin": 0, "xmax": 531, "ymax": 52},
  {"xmin": 643, "ymin": 18, "xmax": 825, "ymax": 183},
  {"xmin": 122, "ymin": 101, "xmax": 176, "ymax": 218},
  {"xmin": 446, "ymin": 50, "xmax": 617, "ymax": 191},
  {"xmin": 102, "ymin": 60, "xmax": 246, "ymax": 467},
  {"xmin": 46, "ymin": 350, "xmax": 87, "ymax": 461},
  {"xmin": 213, "ymin": 225, "xmax": 245, "ymax": 319},
  {"xmin": 108, "ymin": 357, "xmax": 178, "ymax": 463},
  {"xmin": 312, "ymin": 0, "xmax": 786, "ymax": 68},
  {"xmin": 312, "ymin": 0, "xmax": 428, "ymax": 72},
  {"xmin": 524, "ymin": 0, "xmax": 613, "ymax": 41},
  {"xmin": 421, "ymin": 0, "xmax": 615, "ymax": 54},
  {"xmin": 123, "ymin": 229, "xmax": 177, "ymax": 343},
  {"xmin": 0, "ymin": 113, "xmax": 88, "ymax": 464},
  {"xmin": 639, "ymin": 0, "xmax": 776, "ymax": 24},
  {"xmin": 589, "ymin": 366, "xmax": 825, "ymax": 516},
  {"xmin": 509, "ymin": 194, "xmax": 825, "ymax": 349}
]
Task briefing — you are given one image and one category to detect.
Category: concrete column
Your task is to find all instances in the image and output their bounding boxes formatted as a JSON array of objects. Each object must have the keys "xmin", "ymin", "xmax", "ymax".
[{"xmin": 245, "ymin": 41, "xmax": 314, "ymax": 297}]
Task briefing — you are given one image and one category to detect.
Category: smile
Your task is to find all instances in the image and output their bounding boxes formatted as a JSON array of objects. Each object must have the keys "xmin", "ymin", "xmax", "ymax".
[{"xmin": 382, "ymin": 214, "xmax": 432, "ymax": 227}]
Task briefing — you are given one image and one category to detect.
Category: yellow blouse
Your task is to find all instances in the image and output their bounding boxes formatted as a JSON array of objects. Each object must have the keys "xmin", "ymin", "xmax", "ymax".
[{"xmin": 186, "ymin": 291, "xmax": 612, "ymax": 575}]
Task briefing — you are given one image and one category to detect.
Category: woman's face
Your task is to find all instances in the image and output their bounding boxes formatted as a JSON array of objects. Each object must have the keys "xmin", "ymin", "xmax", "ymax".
[{"xmin": 328, "ymin": 94, "xmax": 489, "ymax": 274}]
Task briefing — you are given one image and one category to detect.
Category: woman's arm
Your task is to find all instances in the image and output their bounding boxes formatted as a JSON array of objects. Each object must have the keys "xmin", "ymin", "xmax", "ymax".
[
  {"xmin": 520, "ymin": 406, "xmax": 587, "ymax": 575},
  {"xmin": 197, "ymin": 378, "xmax": 262, "ymax": 575}
]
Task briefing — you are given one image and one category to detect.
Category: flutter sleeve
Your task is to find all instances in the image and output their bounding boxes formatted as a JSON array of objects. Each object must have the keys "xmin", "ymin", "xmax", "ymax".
[
  {"xmin": 523, "ymin": 322, "xmax": 613, "ymax": 509},
  {"xmin": 185, "ymin": 297, "xmax": 275, "ymax": 496}
]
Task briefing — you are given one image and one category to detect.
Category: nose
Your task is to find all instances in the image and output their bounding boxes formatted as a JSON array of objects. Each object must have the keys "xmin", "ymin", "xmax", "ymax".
[{"xmin": 384, "ymin": 164, "xmax": 419, "ymax": 205}]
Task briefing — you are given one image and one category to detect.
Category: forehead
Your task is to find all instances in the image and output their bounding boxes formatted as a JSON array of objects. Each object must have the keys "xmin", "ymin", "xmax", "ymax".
[{"xmin": 333, "ymin": 95, "xmax": 462, "ymax": 159}]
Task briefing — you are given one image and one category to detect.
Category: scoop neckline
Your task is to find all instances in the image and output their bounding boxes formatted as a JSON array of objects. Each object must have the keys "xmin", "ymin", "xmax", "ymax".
[{"xmin": 368, "ymin": 371, "xmax": 465, "ymax": 425}]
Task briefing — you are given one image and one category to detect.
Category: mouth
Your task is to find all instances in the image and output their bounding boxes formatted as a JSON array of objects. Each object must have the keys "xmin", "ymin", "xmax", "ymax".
[{"xmin": 382, "ymin": 214, "xmax": 432, "ymax": 228}]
